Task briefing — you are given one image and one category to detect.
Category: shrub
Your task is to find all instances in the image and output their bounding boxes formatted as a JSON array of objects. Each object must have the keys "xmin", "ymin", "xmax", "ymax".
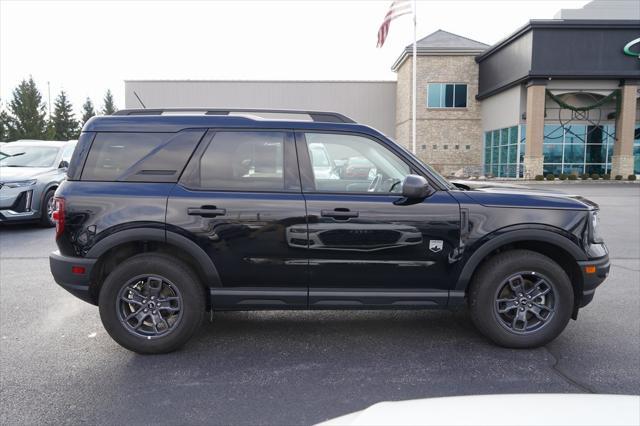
[
  {"xmin": 591, "ymin": 173, "xmax": 600, "ymax": 180},
  {"xmin": 534, "ymin": 174, "xmax": 544, "ymax": 181},
  {"xmin": 629, "ymin": 174, "xmax": 637, "ymax": 181},
  {"xmin": 545, "ymin": 174, "xmax": 555, "ymax": 181},
  {"xmin": 615, "ymin": 175, "xmax": 623, "ymax": 180},
  {"xmin": 602, "ymin": 173, "xmax": 611, "ymax": 180},
  {"xmin": 568, "ymin": 174, "xmax": 578, "ymax": 181},
  {"xmin": 580, "ymin": 173, "xmax": 590, "ymax": 180},
  {"xmin": 559, "ymin": 173, "xmax": 568, "ymax": 180}
]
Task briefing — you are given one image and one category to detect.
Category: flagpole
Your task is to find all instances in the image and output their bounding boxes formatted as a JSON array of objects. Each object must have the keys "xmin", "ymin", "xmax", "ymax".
[{"xmin": 411, "ymin": 0, "xmax": 417, "ymax": 154}]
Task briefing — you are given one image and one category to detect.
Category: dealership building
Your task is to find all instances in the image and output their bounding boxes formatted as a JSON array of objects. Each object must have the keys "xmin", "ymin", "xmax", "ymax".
[{"xmin": 125, "ymin": 0, "xmax": 640, "ymax": 178}]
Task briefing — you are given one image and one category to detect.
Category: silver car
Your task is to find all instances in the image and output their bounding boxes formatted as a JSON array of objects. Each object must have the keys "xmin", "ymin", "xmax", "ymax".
[{"xmin": 0, "ymin": 140, "xmax": 76, "ymax": 227}]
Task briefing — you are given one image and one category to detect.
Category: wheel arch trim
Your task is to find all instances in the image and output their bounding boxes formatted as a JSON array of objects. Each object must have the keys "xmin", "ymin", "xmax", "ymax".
[
  {"xmin": 86, "ymin": 228, "xmax": 221, "ymax": 286},
  {"xmin": 454, "ymin": 228, "xmax": 587, "ymax": 292}
]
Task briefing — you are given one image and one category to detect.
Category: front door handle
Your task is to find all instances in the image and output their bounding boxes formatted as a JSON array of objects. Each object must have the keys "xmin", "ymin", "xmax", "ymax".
[
  {"xmin": 321, "ymin": 208, "xmax": 359, "ymax": 220},
  {"xmin": 188, "ymin": 206, "xmax": 227, "ymax": 217}
]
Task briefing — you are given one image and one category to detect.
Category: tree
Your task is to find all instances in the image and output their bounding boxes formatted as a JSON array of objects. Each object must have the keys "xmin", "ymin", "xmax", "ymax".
[
  {"xmin": 51, "ymin": 90, "xmax": 80, "ymax": 140},
  {"xmin": 7, "ymin": 77, "xmax": 48, "ymax": 140},
  {"xmin": 102, "ymin": 90, "xmax": 117, "ymax": 115},
  {"xmin": 81, "ymin": 97, "xmax": 96, "ymax": 125},
  {"xmin": 0, "ymin": 108, "xmax": 12, "ymax": 141}
]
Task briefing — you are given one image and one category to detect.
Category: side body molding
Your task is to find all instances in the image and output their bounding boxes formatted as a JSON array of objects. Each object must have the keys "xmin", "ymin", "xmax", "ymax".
[
  {"xmin": 85, "ymin": 227, "xmax": 221, "ymax": 287},
  {"xmin": 453, "ymin": 228, "xmax": 587, "ymax": 293}
]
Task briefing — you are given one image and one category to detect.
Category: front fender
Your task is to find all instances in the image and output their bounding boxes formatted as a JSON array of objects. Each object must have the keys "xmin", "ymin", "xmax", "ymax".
[{"xmin": 453, "ymin": 226, "xmax": 587, "ymax": 292}]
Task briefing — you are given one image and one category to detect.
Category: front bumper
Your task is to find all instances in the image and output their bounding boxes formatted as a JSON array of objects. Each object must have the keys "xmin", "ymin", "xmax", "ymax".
[
  {"xmin": 49, "ymin": 250, "xmax": 97, "ymax": 305},
  {"xmin": 0, "ymin": 189, "xmax": 39, "ymax": 223},
  {"xmin": 577, "ymin": 254, "xmax": 610, "ymax": 308}
]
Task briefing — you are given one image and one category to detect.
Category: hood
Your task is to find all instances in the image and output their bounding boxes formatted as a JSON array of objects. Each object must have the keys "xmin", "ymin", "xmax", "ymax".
[
  {"xmin": 450, "ymin": 180, "xmax": 598, "ymax": 210},
  {"xmin": 0, "ymin": 166, "xmax": 54, "ymax": 183},
  {"xmin": 318, "ymin": 394, "xmax": 640, "ymax": 426}
]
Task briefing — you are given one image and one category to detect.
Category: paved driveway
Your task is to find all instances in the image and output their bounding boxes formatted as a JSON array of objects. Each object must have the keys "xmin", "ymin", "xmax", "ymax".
[{"xmin": 1, "ymin": 183, "xmax": 638, "ymax": 425}]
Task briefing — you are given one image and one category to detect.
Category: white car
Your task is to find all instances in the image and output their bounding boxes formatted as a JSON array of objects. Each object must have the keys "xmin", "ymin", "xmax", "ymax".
[{"xmin": 318, "ymin": 394, "xmax": 640, "ymax": 426}]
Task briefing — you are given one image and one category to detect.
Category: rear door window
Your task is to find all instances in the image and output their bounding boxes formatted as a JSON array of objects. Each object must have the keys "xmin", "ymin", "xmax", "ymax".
[{"xmin": 195, "ymin": 131, "xmax": 287, "ymax": 191}]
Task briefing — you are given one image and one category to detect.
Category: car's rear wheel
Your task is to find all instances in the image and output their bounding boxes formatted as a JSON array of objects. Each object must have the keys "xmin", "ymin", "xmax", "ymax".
[
  {"xmin": 98, "ymin": 253, "xmax": 205, "ymax": 354},
  {"xmin": 468, "ymin": 250, "xmax": 573, "ymax": 348},
  {"xmin": 39, "ymin": 189, "xmax": 56, "ymax": 227}
]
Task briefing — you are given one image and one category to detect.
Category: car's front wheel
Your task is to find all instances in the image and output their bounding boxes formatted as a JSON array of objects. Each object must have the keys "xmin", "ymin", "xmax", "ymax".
[
  {"xmin": 468, "ymin": 249, "xmax": 573, "ymax": 348},
  {"xmin": 39, "ymin": 189, "xmax": 56, "ymax": 227},
  {"xmin": 98, "ymin": 253, "xmax": 205, "ymax": 354}
]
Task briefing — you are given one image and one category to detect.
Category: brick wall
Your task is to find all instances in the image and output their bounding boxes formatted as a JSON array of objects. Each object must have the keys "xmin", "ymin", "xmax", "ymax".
[{"xmin": 395, "ymin": 55, "xmax": 484, "ymax": 176}]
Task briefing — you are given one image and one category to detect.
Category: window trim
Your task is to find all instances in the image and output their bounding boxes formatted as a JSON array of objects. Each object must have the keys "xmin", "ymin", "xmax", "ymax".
[
  {"xmin": 294, "ymin": 130, "xmax": 422, "ymax": 196},
  {"xmin": 179, "ymin": 128, "xmax": 301, "ymax": 193},
  {"xmin": 426, "ymin": 83, "xmax": 468, "ymax": 109}
]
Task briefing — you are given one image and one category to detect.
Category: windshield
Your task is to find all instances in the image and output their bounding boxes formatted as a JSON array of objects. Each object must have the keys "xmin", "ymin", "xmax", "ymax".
[{"xmin": 0, "ymin": 145, "xmax": 60, "ymax": 167}]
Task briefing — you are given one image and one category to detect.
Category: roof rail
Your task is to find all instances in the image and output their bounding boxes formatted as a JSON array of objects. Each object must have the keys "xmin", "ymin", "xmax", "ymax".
[{"xmin": 112, "ymin": 108, "xmax": 356, "ymax": 123}]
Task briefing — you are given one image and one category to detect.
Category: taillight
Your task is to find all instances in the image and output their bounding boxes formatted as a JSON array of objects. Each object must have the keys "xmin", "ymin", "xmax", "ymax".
[{"xmin": 52, "ymin": 197, "xmax": 65, "ymax": 239}]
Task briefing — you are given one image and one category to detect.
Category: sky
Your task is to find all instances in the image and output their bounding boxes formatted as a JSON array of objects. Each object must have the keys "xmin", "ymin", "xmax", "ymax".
[{"xmin": 0, "ymin": 0, "xmax": 590, "ymax": 117}]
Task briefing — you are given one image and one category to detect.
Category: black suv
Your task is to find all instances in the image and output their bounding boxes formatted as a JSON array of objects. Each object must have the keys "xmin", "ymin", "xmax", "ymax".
[{"xmin": 49, "ymin": 109, "xmax": 610, "ymax": 354}]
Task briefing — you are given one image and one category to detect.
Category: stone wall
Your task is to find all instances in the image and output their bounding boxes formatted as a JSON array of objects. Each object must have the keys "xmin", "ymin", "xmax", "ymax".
[{"xmin": 395, "ymin": 55, "xmax": 484, "ymax": 176}]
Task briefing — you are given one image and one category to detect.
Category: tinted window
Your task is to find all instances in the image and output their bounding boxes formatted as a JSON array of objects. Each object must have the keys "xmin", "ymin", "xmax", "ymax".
[
  {"xmin": 304, "ymin": 133, "xmax": 410, "ymax": 194},
  {"xmin": 198, "ymin": 131, "xmax": 285, "ymax": 191},
  {"xmin": 82, "ymin": 132, "xmax": 171, "ymax": 181},
  {"xmin": 427, "ymin": 83, "xmax": 467, "ymax": 108}
]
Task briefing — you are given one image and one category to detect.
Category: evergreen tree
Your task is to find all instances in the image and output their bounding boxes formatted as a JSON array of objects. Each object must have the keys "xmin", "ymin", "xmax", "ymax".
[
  {"xmin": 0, "ymin": 109, "xmax": 12, "ymax": 142},
  {"xmin": 7, "ymin": 77, "xmax": 48, "ymax": 140},
  {"xmin": 102, "ymin": 90, "xmax": 117, "ymax": 115},
  {"xmin": 51, "ymin": 90, "xmax": 80, "ymax": 140},
  {"xmin": 81, "ymin": 97, "xmax": 96, "ymax": 125}
]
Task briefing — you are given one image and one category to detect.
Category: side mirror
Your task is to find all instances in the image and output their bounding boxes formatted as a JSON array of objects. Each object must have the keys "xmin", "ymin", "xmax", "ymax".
[
  {"xmin": 401, "ymin": 174, "xmax": 433, "ymax": 199},
  {"xmin": 58, "ymin": 160, "xmax": 69, "ymax": 169}
]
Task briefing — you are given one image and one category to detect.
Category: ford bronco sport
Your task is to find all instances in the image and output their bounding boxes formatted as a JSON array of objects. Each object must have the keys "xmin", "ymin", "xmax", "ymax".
[{"xmin": 49, "ymin": 109, "xmax": 610, "ymax": 354}]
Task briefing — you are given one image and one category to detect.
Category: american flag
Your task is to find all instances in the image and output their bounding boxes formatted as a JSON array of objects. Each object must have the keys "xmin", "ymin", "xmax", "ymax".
[{"xmin": 376, "ymin": 0, "xmax": 412, "ymax": 48}]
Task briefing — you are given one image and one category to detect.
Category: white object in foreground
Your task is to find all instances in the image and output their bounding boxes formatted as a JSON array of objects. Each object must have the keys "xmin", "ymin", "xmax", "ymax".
[{"xmin": 317, "ymin": 394, "xmax": 640, "ymax": 426}]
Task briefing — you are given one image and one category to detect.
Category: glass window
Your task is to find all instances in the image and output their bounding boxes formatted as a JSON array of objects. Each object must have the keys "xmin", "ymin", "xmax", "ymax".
[
  {"xmin": 427, "ymin": 84, "xmax": 441, "ymax": 108},
  {"xmin": 543, "ymin": 144, "xmax": 563, "ymax": 164},
  {"xmin": 454, "ymin": 85, "xmax": 467, "ymax": 108},
  {"xmin": 508, "ymin": 126, "xmax": 518, "ymax": 145},
  {"xmin": 304, "ymin": 133, "xmax": 410, "ymax": 193},
  {"xmin": 563, "ymin": 143, "xmax": 585, "ymax": 164},
  {"xmin": 492, "ymin": 130, "xmax": 499, "ymax": 147},
  {"xmin": 544, "ymin": 125, "xmax": 563, "ymax": 144},
  {"xmin": 564, "ymin": 125, "xmax": 585, "ymax": 144},
  {"xmin": 0, "ymin": 145, "xmax": 60, "ymax": 167},
  {"xmin": 61, "ymin": 142, "xmax": 77, "ymax": 163},
  {"xmin": 444, "ymin": 85, "xmax": 454, "ymax": 107},
  {"xmin": 585, "ymin": 144, "xmax": 607, "ymax": 164},
  {"xmin": 563, "ymin": 164, "xmax": 584, "ymax": 175},
  {"xmin": 81, "ymin": 133, "xmax": 170, "ymax": 181},
  {"xmin": 198, "ymin": 131, "xmax": 285, "ymax": 191},
  {"xmin": 427, "ymin": 84, "xmax": 467, "ymax": 108},
  {"xmin": 500, "ymin": 129, "xmax": 509, "ymax": 146},
  {"xmin": 508, "ymin": 144, "xmax": 517, "ymax": 164}
]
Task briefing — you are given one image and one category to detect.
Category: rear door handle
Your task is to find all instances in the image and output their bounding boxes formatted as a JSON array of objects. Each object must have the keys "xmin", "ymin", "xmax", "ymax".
[
  {"xmin": 321, "ymin": 209, "xmax": 359, "ymax": 219},
  {"xmin": 188, "ymin": 206, "xmax": 227, "ymax": 217}
]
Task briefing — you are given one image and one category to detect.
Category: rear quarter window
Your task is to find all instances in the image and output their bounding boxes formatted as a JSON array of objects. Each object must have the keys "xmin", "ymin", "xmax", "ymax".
[{"xmin": 80, "ymin": 130, "xmax": 205, "ymax": 182}]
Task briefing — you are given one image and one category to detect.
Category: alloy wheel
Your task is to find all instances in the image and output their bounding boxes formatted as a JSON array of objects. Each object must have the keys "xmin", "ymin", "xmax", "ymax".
[
  {"xmin": 117, "ymin": 275, "xmax": 183, "ymax": 338},
  {"xmin": 494, "ymin": 272, "xmax": 556, "ymax": 334}
]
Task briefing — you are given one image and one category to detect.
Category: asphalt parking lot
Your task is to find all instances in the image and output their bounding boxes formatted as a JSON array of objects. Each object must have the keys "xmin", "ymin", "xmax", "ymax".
[{"xmin": 1, "ymin": 183, "xmax": 638, "ymax": 425}]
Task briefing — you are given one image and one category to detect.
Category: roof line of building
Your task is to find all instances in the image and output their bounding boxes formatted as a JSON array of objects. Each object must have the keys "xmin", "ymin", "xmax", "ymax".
[
  {"xmin": 476, "ymin": 19, "xmax": 640, "ymax": 62},
  {"xmin": 124, "ymin": 79, "xmax": 397, "ymax": 84}
]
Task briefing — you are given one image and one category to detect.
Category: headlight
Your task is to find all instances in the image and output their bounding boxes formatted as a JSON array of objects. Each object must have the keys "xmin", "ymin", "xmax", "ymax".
[
  {"xmin": 1, "ymin": 179, "xmax": 37, "ymax": 188},
  {"xmin": 590, "ymin": 210, "xmax": 603, "ymax": 243}
]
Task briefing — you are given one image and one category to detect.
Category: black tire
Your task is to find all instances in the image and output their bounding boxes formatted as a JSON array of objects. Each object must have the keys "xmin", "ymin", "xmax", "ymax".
[
  {"xmin": 39, "ymin": 189, "xmax": 56, "ymax": 227},
  {"xmin": 468, "ymin": 249, "xmax": 573, "ymax": 348},
  {"xmin": 98, "ymin": 253, "xmax": 205, "ymax": 354}
]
